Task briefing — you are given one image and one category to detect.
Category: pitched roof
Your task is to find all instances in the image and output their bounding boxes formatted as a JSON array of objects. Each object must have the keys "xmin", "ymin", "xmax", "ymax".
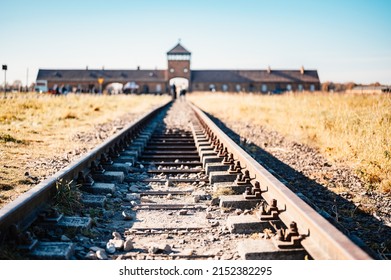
[
  {"xmin": 191, "ymin": 70, "xmax": 320, "ymax": 84},
  {"xmin": 36, "ymin": 69, "xmax": 167, "ymax": 83},
  {"xmin": 36, "ymin": 68, "xmax": 320, "ymax": 85},
  {"xmin": 167, "ymin": 43, "xmax": 191, "ymax": 55}
]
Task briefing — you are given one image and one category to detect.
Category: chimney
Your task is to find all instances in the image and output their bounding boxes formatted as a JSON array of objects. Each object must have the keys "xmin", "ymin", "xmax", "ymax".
[
  {"xmin": 137, "ymin": 66, "xmax": 140, "ymax": 70},
  {"xmin": 267, "ymin": 66, "xmax": 271, "ymax": 74},
  {"xmin": 86, "ymin": 66, "xmax": 88, "ymax": 70},
  {"xmin": 300, "ymin": 66, "xmax": 305, "ymax": 75}
]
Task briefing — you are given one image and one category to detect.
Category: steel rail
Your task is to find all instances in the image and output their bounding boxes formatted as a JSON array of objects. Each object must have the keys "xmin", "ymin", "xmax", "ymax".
[
  {"xmin": 0, "ymin": 101, "xmax": 171, "ymax": 242},
  {"xmin": 190, "ymin": 103, "xmax": 372, "ymax": 260}
]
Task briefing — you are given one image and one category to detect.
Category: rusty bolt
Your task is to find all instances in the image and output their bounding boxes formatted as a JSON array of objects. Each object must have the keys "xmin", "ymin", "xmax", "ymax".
[
  {"xmin": 76, "ymin": 171, "xmax": 85, "ymax": 185},
  {"xmin": 77, "ymin": 171, "xmax": 94, "ymax": 186},
  {"xmin": 260, "ymin": 202, "xmax": 267, "ymax": 215},
  {"xmin": 228, "ymin": 162, "xmax": 235, "ymax": 172},
  {"xmin": 47, "ymin": 208, "xmax": 60, "ymax": 218},
  {"xmin": 223, "ymin": 154, "xmax": 230, "ymax": 164},
  {"xmin": 290, "ymin": 221, "xmax": 298, "ymax": 234},
  {"xmin": 109, "ymin": 147, "xmax": 119, "ymax": 158},
  {"xmin": 253, "ymin": 181, "xmax": 261, "ymax": 192},
  {"xmin": 91, "ymin": 161, "xmax": 105, "ymax": 174},
  {"xmin": 18, "ymin": 231, "xmax": 34, "ymax": 245},
  {"xmin": 283, "ymin": 221, "xmax": 300, "ymax": 242},
  {"xmin": 100, "ymin": 153, "xmax": 113, "ymax": 165},
  {"xmin": 115, "ymin": 143, "xmax": 123, "ymax": 152},
  {"xmin": 84, "ymin": 174, "xmax": 94, "ymax": 186},
  {"xmin": 277, "ymin": 228, "xmax": 285, "ymax": 241},
  {"xmin": 234, "ymin": 161, "xmax": 242, "ymax": 171},
  {"xmin": 215, "ymin": 144, "xmax": 222, "ymax": 153},
  {"xmin": 90, "ymin": 161, "xmax": 97, "ymax": 171},
  {"xmin": 218, "ymin": 147, "xmax": 228, "ymax": 157}
]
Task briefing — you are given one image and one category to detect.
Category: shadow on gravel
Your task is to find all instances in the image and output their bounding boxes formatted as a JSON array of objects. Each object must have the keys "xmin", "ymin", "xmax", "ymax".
[{"xmin": 205, "ymin": 113, "xmax": 390, "ymax": 260}]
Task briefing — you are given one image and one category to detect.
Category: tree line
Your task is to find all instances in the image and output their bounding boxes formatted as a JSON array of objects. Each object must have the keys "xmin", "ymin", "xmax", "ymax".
[{"xmin": 321, "ymin": 81, "xmax": 383, "ymax": 92}]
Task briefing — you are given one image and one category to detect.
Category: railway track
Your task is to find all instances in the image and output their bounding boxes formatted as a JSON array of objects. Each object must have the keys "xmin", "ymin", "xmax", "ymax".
[{"xmin": 0, "ymin": 100, "xmax": 373, "ymax": 260}]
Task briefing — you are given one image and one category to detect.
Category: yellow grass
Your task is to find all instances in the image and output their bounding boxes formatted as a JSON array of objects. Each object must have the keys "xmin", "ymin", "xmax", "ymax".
[
  {"xmin": 0, "ymin": 93, "xmax": 170, "ymax": 207},
  {"xmin": 189, "ymin": 92, "xmax": 391, "ymax": 194}
]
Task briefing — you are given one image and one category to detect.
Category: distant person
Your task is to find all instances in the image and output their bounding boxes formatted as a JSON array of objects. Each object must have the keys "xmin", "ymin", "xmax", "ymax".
[
  {"xmin": 179, "ymin": 89, "xmax": 187, "ymax": 100},
  {"xmin": 171, "ymin": 84, "xmax": 177, "ymax": 100}
]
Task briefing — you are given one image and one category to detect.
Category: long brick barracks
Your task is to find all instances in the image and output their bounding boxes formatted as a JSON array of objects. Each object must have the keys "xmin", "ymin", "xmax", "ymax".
[{"xmin": 36, "ymin": 42, "xmax": 321, "ymax": 94}]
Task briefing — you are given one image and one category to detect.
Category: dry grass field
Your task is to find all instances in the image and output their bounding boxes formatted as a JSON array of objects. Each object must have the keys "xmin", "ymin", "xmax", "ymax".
[
  {"xmin": 1, "ymin": 91, "xmax": 389, "ymax": 211},
  {"xmin": 189, "ymin": 92, "xmax": 391, "ymax": 194},
  {"xmin": 0, "ymin": 93, "xmax": 170, "ymax": 208}
]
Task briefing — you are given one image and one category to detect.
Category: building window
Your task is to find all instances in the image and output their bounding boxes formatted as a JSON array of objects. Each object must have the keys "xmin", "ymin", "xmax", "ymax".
[
  {"xmin": 287, "ymin": 84, "xmax": 292, "ymax": 91},
  {"xmin": 170, "ymin": 68, "xmax": 174, "ymax": 73},
  {"xmin": 183, "ymin": 68, "xmax": 188, "ymax": 73},
  {"xmin": 209, "ymin": 84, "xmax": 216, "ymax": 92},
  {"xmin": 310, "ymin": 84, "xmax": 315, "ymax": 92},
  {"xmin": 156, "ymin": 84, "xmax": 162, "ymax": 93},
  {"xmin": 235, "ymin": 84, "xmax": 241, "ymax": 92},
  {"xmin": 298, "ymin": 84, "xmax": 303, "ymax": 92},
  {"xmin": 222, "ymin": 84, "xmax": 228, "ymax": 92},
  {"xmin": 261, "ymin": 84, "xmax": 267, "ymax": 92},
  {"xmin": 168, "ymin": 54, "xmax": 190, "ymax": 61}
]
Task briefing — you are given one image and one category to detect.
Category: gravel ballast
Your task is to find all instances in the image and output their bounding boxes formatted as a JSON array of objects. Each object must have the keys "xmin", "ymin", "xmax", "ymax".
[{"xmin": 207, "ymin": 115, "xmax": 390, "ymax": 259}]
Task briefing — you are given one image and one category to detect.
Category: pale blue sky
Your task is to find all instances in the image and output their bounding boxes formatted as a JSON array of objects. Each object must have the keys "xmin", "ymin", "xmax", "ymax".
[{"xmin": 0, "ymin": 0, "xmax": 390, "ymax": 85}]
